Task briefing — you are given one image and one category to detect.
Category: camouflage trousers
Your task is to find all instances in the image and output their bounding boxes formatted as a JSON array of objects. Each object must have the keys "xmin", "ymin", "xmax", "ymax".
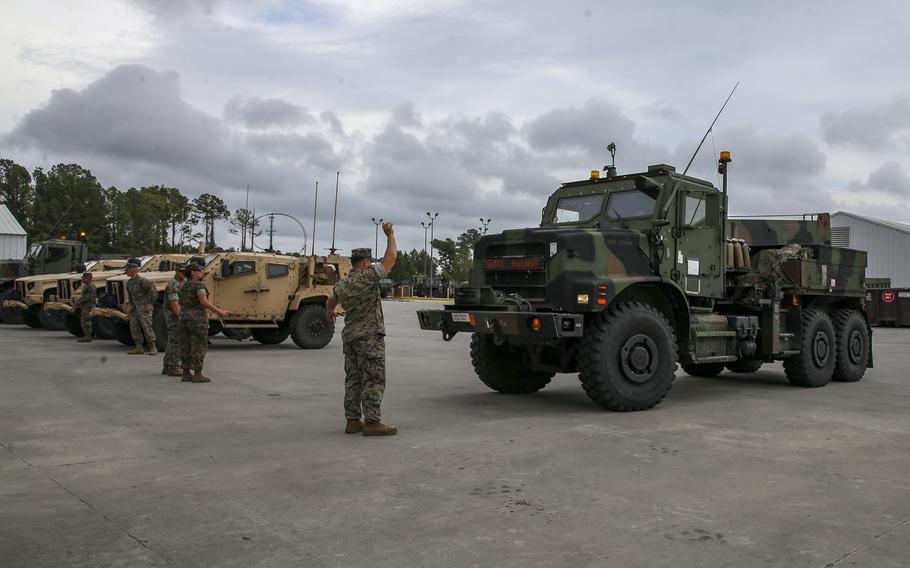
[
  {"xmin": 178, "ymin": 315, "xmax": 208, "ymax": 371},
  {"xmin": 80, "ymin": 309, "xmax": 92, "ymax": 337},
  {"xmin": 342, "ymin": 334, "xmax": 386, "ymax": 422},
  {"xmin": 163, "ymin": 311, "xmax": 181, "ymax": 369},
  {"xmin": 130, "ymin": 309, "xmax": 156, "ymax": 346}
]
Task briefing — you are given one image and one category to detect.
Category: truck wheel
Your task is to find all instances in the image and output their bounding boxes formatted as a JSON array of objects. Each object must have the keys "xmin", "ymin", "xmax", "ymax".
[
  {"xmin": 578, "ymin": 301, "xmax": 677, "ymax": 411},
  {"xmin": 290, "ymin": 304, "xmax": 335, "ymax": 349},
  {"xmin": 222, "ymin": 328, "xmax": 252, "ymax": 341},
  {"xmin": 831, "ymin": 309, "xmax": 869, "ymax": 382},
  {"xmin": 152, "ymin": 306, "xmax": 168, "ymax": 352},
  {"xmin": 251, "ymin": 327, "xmax": 290, "ymax": 345},
  {"xmin": 115, "ymin": 321, "xmax": 135, "ymax": 346},
  {"xmin": 681, "ymin": 362, "xmax": 725, "ymax": 377},
  {"xmin": 469, "ymin": 333, "xmax": 554, "ymax": 393},
  {"xmin": 93, "ymin": 316, "xmax": 116, "ymax": 340},
  {"xmin": 783, "ymin": 309, "xmax": 835, "ymax": 388},
  {"xmin": 65, "ymin": 312, "xmax": 84, "ymax": 337},
  {"xmin": 726, "ymin": 360, "xmax": 763, "ymax": 373},
  {"xmin": 22, "ymin": 306, "xmax": 44, "ymax": 329},
  {"xmin": 1, "ymin": 305, "xmax": 24, "ymax": 325},
  {"xmin": 39, "ymin": 307, "xmax": 66, "ymax": 331}
]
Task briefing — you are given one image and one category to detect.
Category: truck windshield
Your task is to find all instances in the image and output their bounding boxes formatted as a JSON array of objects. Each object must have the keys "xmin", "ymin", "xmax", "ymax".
[
  {"xmin": 26, "ymin": 244, "xmax": 43, "ymax": 259},
  {"xmin": 606, "ymin": 189, "xmax": 657, "ymax": 220},
  {"xmin": 551, "ymin": 194, "xmax": 605, "ymax": 224}
]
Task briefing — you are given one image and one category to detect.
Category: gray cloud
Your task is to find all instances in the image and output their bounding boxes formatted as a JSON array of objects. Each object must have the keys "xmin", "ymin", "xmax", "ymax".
[
  {"xmin": 224, "ymin": 95, "xmax": 313, "ymax": 129},
  {"xmin": 821, "ymin": 96, "xmax": 910, "ymax": 149}
]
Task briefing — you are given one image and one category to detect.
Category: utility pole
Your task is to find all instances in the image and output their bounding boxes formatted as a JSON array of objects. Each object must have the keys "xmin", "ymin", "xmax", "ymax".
[
  {"xmin": 420, "ymin": 221, "xmax": 429, "ymax": 294},
  {"xmin": 426, "ymin": 211, "xmax": 438, "ymax": 297},
  {"xmin": 371, "ymin": 217, "xmax": 384, "ymax": 261}
]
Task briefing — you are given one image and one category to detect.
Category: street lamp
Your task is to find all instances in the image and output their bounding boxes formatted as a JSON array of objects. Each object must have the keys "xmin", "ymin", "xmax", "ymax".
[
  {"xmin": 371, "ymin": 217, "xmax": 384, "ymax": 261},
  {"xmin": 426, "ymin": 211, "xmax": 439, "ymax": 297},
  {"xmin": 420, "ymin": 221, "xmax": 430, "ymax": 293},
  {"xmin": 479, "ymin": 218, "xmax": 491, "ymax": 235}
]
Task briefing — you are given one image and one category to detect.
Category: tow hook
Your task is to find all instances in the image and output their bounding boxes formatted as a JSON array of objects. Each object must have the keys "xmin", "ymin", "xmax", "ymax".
[{"xmin": 441, "ymin": 319, "xmax": 457, "ymax": 342}]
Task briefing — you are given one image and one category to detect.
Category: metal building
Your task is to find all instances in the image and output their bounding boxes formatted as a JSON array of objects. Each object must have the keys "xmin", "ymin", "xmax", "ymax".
[
  {"xmin": 831, "ymin": 211, "xmax": 910, "ymax": 287},
  {"xmin": 0, "ymin": 204, "xmax": 28, "ymax": 259}
]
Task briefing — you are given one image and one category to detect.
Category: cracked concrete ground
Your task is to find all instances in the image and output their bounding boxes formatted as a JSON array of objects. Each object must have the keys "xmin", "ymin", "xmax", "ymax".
[{"xmin": 1, "ymin": 300, "xmax": 908, "ymax": 567}]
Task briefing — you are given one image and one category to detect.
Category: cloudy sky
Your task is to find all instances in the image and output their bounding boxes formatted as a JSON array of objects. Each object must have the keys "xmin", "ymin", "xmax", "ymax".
[{"xmin": 2, "ymin": 0, "xmax": 910, "ymax": 253}]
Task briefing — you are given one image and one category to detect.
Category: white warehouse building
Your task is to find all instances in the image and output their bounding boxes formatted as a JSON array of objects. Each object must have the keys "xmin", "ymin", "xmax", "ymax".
[
  {"xmin": 0, "ymin": 204, "xmax": 28, "ymax": 259},
  {"xmin": 831, "ymin": 211, "xmax": 910, "ymax": 288}
]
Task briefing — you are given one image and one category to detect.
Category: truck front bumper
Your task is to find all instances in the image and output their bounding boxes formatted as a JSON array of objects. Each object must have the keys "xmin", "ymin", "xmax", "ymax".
[
  {"xmin": 90, "ymin": 307, "xmax": 129, "ymax": 321},
  {"xmin": 1, "ymin": 300, "xmax": 28, "ymax": 310},
  {"xmin": 417, "ymin": 309, "xmax": 584, "ymax": 341},
  {"xmin": 44, "ymin": 302, "xmax": 74, "ymax": 313}
]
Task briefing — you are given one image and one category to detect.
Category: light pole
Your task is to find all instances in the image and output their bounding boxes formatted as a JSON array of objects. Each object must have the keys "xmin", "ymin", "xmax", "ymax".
[
  {"xmin": 420, "ymin": 221, "xmax": 430, "ymax": 293},
  {"xmin": 426, "ymin": 211, "xmax": 438, "ymax": 297},
  {"xmin": 371, "ymin": 217, "xmax": 384, "ymax": 261},
  {"xmin": 479, "ymin": 218, "xmax": 491, "ymax": 235}
]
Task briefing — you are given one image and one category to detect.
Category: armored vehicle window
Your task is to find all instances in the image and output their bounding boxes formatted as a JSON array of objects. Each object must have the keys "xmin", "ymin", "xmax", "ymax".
[
  {"xmin": 606, "ymin": 189, "xmax": 656, "ymax": 220},
  {"xmin": 684, "ymin": 194, "xmax": 706, "ymax": 227},
  {"xmin": 138, "ymin": 256, "xmax": 155, "ymax": 268},
  {"xmin": 229, "ymin": 260, "xmax": 256, "ymax": 276},
  {"xmin": 159, "ymin": 260, "xmax": 172, "ymax": 272},
  {"xmin": 551, "ymin": 195, "xmax": 605, "ymax": 224},
  {"xmin": 47, "ymin": 246, "xmax": 68, "ymax": 262},
  {"xmin": 267, "ymin": 263, "xmax": 290, "ymax": 278}
]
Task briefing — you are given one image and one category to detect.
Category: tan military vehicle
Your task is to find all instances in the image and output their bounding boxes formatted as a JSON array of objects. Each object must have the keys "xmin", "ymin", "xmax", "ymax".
[
  {"xmin": 2, "ymin": 259, "xmax": 128, "ymax": 330},
  {"xmin": 47, "ymin": 254, "xmax": 189, "ymax": 339},
  {"xmin": 94, "ymin": 251, "xmax": 350, "ymax": 351}
]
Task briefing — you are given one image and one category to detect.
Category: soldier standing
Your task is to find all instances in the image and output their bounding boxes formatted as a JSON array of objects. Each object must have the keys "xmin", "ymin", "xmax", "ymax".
[
  {"xmin": 178, "ymin": 262, "xmax": 230, "ymax": 383},
  {"xmin": 125, "ymin": 259, "xmax": 158, "ymax": 355},
  {"xmin": 161, "ymin": 264, "xmax": 186, "ymax": 377},
  {"xmin": 76, "ymin": 272, "xmax": 96, "ymax": 343},
  {"xmin": 325, "ymin": 222, "xmax": 397, "ymax": 436}
]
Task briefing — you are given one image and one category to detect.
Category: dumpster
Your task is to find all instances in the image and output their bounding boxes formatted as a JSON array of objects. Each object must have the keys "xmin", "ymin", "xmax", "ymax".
[
  {"xmin": 865, "ymin": 290, "xmax": 880, "ymax": 326},
  {"xmin": 879, "ymin": 289, "xmax": 898, "ymax": 326},
  {"xmin": 897, "ymin": 289, "xmax": 910, "ymax": 327}
]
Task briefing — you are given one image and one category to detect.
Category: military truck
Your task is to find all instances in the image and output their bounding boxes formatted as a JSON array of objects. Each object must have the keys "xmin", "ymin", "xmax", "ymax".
[
  {"xmin": 0, "ymin": 239, "xmax": 89, "ymax": 324},
  {"xmin": 417, "ymin": 150, "xmax": 872, "ymax": 411},
  {"xmin": 93, "ymin": 251, "xmax": 350, "ymax": 351},
  {"xmin": 45, "ymin": 254, "xmax": 188, "ymax": 339},
  {"xmin": 2, "ymin": 258, "xmax": 128, "ymax": 329}
]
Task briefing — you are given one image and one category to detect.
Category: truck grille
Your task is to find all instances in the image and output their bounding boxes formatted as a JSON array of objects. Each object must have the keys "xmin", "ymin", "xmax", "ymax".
[
  {"xmin": 57, "ymin": 279, "xmax": 73, "ymax": 301},
  {"xmin": 482, "ymin": 245, "xmax": 548, "ymax": 301},
  {"xmin": 15, "ymin": 281, "xmax": 26, "ymax": 299}
]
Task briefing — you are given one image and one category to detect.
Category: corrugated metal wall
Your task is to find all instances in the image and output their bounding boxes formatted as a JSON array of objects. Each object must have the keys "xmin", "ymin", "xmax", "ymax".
[
  {"xmin": 0, "ymin": 234, "xmax": 27, "ymax": 259},
  {"xmin": 831, "ymin": 213, "xmax": 910, "ymax": 287}
]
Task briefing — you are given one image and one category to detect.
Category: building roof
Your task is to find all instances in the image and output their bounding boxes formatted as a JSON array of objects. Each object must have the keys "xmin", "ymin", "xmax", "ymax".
[
  {"xmin": 0, "ymin": 205, "xmax": 27, "ymax": 236},
  {"xmin": 832, "ymin": 210, "xmax": 910, "ymax": 235}
]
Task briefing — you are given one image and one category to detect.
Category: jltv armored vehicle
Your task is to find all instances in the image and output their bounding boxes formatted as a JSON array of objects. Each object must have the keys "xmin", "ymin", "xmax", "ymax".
[
  {"xmin": 94, "ymin": 251, "xmax": 350, "ymax": 351},
  {"xmin": 417, "ymin": 150, "xmax": 872, "ymax": 411}
]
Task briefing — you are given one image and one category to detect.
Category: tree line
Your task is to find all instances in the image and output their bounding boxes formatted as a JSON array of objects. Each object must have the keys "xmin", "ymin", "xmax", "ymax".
[{"xmin": 0, "ymin": 158, "xmax": 258, "ymax": 254}]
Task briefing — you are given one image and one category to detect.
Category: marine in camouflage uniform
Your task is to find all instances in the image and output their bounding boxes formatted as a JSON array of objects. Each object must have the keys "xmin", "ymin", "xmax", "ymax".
[
  {"xmin": 126, "ymin": 262, "xmax": 158, "ymax": 354},
  {"xmin": 326, "ymin": 222, "xmax": 397, "ymax": 436},
  {"xmin": 161, "ymin": 267, "xmax": 186, "ymax": 375},
  {"xmin": 76, "ymin": 274, "xmax": 96, "ymax": 342},
  {"xmin": 178, "ymin": 262, "xmax": 229, "ymax": 383}
]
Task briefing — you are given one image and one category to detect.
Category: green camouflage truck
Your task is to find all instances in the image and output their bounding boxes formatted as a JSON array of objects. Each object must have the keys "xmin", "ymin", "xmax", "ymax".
[
  {"xmin": 0, "ymin": 239, "xmax": 89, "ymax": 324},
  {"xmin": 417, "ymin": 151, "xmax": 872, "ymax": 411}
]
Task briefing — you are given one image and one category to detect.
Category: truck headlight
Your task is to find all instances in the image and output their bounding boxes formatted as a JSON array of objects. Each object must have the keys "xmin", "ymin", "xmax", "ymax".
[{"xmin": 576, "ymin": 294, "xmax": 589, "ymax": 304}]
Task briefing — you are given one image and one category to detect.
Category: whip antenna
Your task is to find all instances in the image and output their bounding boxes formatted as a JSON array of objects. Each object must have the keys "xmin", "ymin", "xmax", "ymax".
[{"xmin": 683, "ymin": 81, "xmax": 739, "ymax": 175}]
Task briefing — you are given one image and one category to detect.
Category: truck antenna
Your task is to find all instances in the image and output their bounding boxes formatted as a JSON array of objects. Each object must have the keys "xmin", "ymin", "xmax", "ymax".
[
  {"xmin": 329, "ymin": 171, "xmax": 340, "ymax": 255},
  {"xmin": 311, "ymin": 180, "xmax": 318, "ymax": 257},
  {"xmin": 682, "ymin": 81, "xmax": 739, "ymax": 176}
]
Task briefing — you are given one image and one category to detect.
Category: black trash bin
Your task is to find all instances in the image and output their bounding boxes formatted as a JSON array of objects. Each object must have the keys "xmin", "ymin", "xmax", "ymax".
[
  {"xmin": 879, "ymin": 289, "xmax": 898, "ymax": 327},
  {"xmin": 897, "ymin": 289, "xmax": 910, "ymax": 327}
]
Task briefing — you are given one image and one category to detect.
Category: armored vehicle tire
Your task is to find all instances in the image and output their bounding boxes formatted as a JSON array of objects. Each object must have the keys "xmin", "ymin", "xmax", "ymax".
[
  {"xmin": 65, "ymin": 312, "xmax": 84, "ymax": 337},
  {"xmin": 290, "ymin": 304, "xmax": 335, "ymax": 349},
  {"xmin": 152, "ymin": 306, "xmax": 168, "ymax": 352},
  {"xmin": 681, "ymin": 362, "xmax": 725, "ymax": 377},
  {"xmin": 114, "ymin": 321, "xmax": 134, "ymax": 346},
  {"xmin": 469, "ymin": 333, "xmax": 554, "ymax": 394},
  {"xmin": 726, "ymin": 360, "xmax": 763, "ymax": 374},
  {"xmin": 578, "ymin": 301, "xmax": 678, "ymax": 411},
  {"xmin": 93, "ymin": 316, "xmax": 116, "ymax": 340},
  {"xmin": 22, "ymin": 306, "xmax": 44, "ymax": 329},
  {"xmin": 1, "ymin": 305, "xmax": 24, "ymax": 324},
  {"xmin": 208, "ymin": 321, "xmax": 223, "ymax": 336},
  {"xmin": 252, "ymin": 327, "xmax": 290, "ymax": 345},
  {"xmin": 39, "ymin": 307, "xmax": 67, "ymax": 331},
  {"xmin": 783, "ymin": 309, "xmax": 835, "ymax": 388},
  {"xmin": 222, "ymin": 327, "xmax": 252, "ymax": 341},
  {"xmin": 831, "ymin": 309, "xmax": 869, "ymax": 383}
]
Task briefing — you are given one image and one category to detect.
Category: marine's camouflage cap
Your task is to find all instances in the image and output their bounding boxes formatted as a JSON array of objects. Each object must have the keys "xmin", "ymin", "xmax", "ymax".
[
  {"xmin": 351, "ymin": 248, "xmax": 372, "ymax": 261},
  {"xmin": 185, "ymin": 262, "xmax": 203, "ymax": 273},
  {"xmin": 126, "ymin": 257, "xmax": 141, "ymax": 269},
  {"xmin": 175, "ymin": 262, "xmax": 187, "ymax": 271}
]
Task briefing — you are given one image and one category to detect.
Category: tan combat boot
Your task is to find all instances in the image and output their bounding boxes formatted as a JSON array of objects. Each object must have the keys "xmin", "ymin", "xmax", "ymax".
[
  {"xmin": 147, "ymin": 345, "xmax": 158, "ymax": 355},
  {"xmin": 77, "ymin": 337, "xmax": 92, "ymax": 343},
  {"xmin": 363, "ymin": 422, "xmax": 397, "ymax": 436},
  {"xmin": 345, "ymin": 419, "xmax": 364, "ymax": 434},
  {"xmin": 167, "ymin": 368, "xmax": 184, "ymax": 377},
  {"xmin": 127, "ymin": 346, "xmax": 144, "ymax": 355},
  {"xmin": 180, "ymin": 369, "xmax": 193, "ymax": 382},
  {"xmin": 192, "ymin": 370, "xmax": 211, "ymax": 383},
  {"xmin": 161, "ymin": 367, "xmax": 169, "ymax": 375}
]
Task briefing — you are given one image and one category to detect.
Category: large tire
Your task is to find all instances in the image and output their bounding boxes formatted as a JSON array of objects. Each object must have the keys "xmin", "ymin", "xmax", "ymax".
[
  {"xmin": 222, "ymin": 327, "xmax": 252, "ymax": 341},
  {"xmin": 832, "ymin": 309, "xmax": 869, "ymax": 382},
  {"xmin": 1, "ymin": 306, "xmax": 24, "ymax": 325},
  {"xmin": 115, "ymin": 321, "xmax": 135, "ymax": 346},
  {"xmin": 290, "ymin": 304, "xmax": 335, "ymax": 349},
  {"xmin": 578, "ymin": 301, "xmax": 678, "ymax": 411},
  {"xmin": 39, "ymin": 307, "xmax": 67, "ymax": 331},
  {"xmin": 469, "ymin": 333, "xmax": 554, "ymax": 394},
  {"xmin": 681, "ymin": 362, "xmax": 725, "ymax": 377},
  {"xmin": 22, "ymin": 306, "xmax": 44, "ymax": 329},
  {"xmin": 783, "ymin": 309, "xmax": 835, "ymax": 388},
  {"xmin": 93, "ymin": 316, "xmax": 116, "ymax": 340},
  {"xmin": 251, "ymin": 326, "xmax": 290, "ymax": 345},
  {"xmin": 151, "ymin": 306, "xmax": 168, "ymax": 352},
  {"xmin": 726, "ymin": 360, "xmax": 763, "ymax": 373},
  {"xmin": 65, "ymin": 311, "xmax": 84, "ymax": 337}
]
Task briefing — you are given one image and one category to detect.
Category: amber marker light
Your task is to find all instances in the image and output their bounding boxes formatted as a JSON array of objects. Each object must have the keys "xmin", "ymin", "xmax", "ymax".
[
  {"xmin": 720, "ymin": 150, "xmax": 732, "ymax": 161},
  {"xmin": 529, "ymin": 317, "xmax": 542, "ymax": 332},
  {"xmin": 590, "ymin": 170, "xmax": 600, "ymax": 179}
]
